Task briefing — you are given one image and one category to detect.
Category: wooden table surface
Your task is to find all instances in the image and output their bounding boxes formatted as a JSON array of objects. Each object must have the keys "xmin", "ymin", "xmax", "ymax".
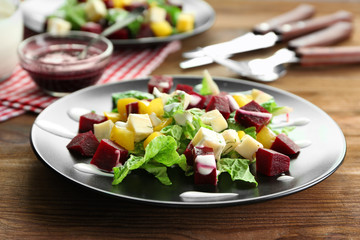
[{"xmin": 1, "ymin": 0, "xmax": 360, "ymax": 239}]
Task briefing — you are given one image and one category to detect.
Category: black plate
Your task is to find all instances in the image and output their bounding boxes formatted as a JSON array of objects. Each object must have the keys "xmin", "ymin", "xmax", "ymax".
[
  {"xmin": 22, "ymin": 0, "xmax": 215, "ymax": 45},
  {"xmin": 30, "ymin": 76, "xmax": 346, "ymax": 207}
]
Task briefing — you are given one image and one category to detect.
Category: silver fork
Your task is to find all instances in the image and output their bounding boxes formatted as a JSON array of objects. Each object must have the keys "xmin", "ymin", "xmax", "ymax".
[{"xmin": 207, "ymin": 48, "xmax": 298, "ymax": 82}]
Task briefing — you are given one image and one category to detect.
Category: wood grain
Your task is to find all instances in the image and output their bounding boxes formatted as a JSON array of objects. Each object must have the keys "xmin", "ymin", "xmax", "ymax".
[{"xmin": 1, "ymin": 1, "xmax": 360, "ymax": 239}]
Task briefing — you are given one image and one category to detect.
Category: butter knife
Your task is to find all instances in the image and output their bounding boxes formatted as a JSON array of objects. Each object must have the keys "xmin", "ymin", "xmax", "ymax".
[{"xmin": 180, "ymin": 10, "xmax": 352, "ymax": 69}]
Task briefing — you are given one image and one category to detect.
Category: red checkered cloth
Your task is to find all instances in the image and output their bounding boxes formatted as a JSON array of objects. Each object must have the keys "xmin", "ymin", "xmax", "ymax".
[{"xmin": 0, "ymin": 40, "xmax": 181, "ymax": 122}]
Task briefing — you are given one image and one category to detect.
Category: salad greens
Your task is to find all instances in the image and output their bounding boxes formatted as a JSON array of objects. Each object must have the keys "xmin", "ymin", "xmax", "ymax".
[{"xmin": 108, "ymin": 77, "xmax": 293, "ymax": 188}]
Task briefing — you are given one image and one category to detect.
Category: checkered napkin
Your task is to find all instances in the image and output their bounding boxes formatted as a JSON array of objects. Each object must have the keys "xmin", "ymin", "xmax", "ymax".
[{"xmin": 0, "ymin": 40, "xmax": 181, "ymax": 122}]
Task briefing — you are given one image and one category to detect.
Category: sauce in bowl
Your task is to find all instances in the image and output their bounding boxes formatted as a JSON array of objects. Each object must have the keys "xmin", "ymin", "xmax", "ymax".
[{"xmin": 18, "ymin": 31, "xmax": 113, "ymax": 97}]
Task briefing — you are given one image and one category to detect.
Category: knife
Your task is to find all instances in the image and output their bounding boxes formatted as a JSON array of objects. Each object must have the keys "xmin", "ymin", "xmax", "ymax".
[
  {"xmin": 207, "ymin": 21, "xmax": 353, "ymax": 82},
  {"xmin": 182, "ymin": 4, "xmax": 316, "ymax": 59},
  {"xmin": 180, "ymin": 10, "xmax": 353, "ymax": 69}
]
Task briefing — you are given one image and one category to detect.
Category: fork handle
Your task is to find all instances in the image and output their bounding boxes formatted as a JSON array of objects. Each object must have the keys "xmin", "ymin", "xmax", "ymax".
[
  {"xmin": 253, "ymin": 4, "xmax": 315, "ymax": 34},
  {"xmin": 296, "ymin": 46, "xmax": 360, "ymax": 66},
  {"xmin": 288, "ymin": 21, "xmax": 353, "ymax": 49},
  {"xmin": 275, "ymin": 10, "xmax": 353, "ymax": 42}
]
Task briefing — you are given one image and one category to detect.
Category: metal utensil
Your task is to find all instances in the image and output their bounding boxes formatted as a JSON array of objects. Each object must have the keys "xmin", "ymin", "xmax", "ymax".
[
  {"xmin": 180, "ymin": 10, "xmax": 352, "ymax": 69},
  {"xmin": 78, "ymin": 6, "xmax": 145, "ymax": 59},
  {"xmin": 208, "ymin": 21, "xmax": 353, "ymax": 82}
]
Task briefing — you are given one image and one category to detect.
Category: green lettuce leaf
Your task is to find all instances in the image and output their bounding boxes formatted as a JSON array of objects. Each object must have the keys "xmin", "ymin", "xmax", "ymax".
[
  {"xmin": 141, "ymin": 161, "xmax": 172, "ymax": 185},
  {"xmin": 112, "ymin": 155, "xmax": 146, "ymax": 185},
  {"xmin": 112, "ymin": 90, "xmax": 154, "ymax": 108},
  {"xmin": 199, "ymin": 77, "xmax": 212, "ymax": 95},
  {"xmin": 218, "ymin": 158, "xmax": 258, "ymax": 186},
  {"xmin": 112, "ymin": 135, "xmax": 182, "ymax": 185}
]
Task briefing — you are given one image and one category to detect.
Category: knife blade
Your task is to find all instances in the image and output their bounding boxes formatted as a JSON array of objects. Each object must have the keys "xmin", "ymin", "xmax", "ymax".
[
  {"xmin": 180, "ymin": 10, "xmax": 352, "ymax": 69},
  {"xmin": 182, "ymin": 4, "xmax": 316, "ymax": 59}
]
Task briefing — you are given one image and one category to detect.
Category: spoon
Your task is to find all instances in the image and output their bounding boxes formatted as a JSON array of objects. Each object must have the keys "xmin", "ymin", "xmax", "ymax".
[
  {"xmin": 208, "ymin": 21, "xmax": 354, "ymax": 82},
  {"xmin": 78, "ymin": 6, "xmax": 146, "ymax": 59}
]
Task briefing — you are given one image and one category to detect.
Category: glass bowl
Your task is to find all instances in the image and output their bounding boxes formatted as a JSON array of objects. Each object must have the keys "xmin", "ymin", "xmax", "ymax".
[{"xmin": 18, "ymin": 31, "xmax": 113, "ymax": 97}]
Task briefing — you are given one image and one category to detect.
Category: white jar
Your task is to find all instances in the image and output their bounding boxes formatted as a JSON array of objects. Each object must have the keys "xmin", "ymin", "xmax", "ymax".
[{"xmin": 0, "ymin": 0, "xmax": 23, "ymax": 82}]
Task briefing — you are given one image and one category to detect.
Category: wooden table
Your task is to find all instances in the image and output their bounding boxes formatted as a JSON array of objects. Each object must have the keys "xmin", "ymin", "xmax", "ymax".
[{"xmin": 1, "ymin": 0, "xmax": 360, "ymax": 239}]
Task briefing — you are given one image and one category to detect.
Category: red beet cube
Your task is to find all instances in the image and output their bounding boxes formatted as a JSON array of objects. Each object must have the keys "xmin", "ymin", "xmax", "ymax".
[
  {"xmin": 194, "ymin": 151, "xmax": 217, "ymax": 186},
  {"xmin": 205, "ymin": 95, "xmax": 231, "ymax": 119},
  {"xmin": 108, "ymin": 28, "xmax": 129, "ymax": 39},
  {"xmin": 148, "ymin": 75, "xmax": 173, "ymax": 93},
  {"xmin": 136, "ymin": 23, "xmax": 154, "ymax": 38},
  {"xmin": 175, "ymin": 84, "xmax": 193, "ymax": 93},
  {"xmin": 188, "ymin": 91, "xmax": 206, "ymax": 109},
  {"xmin": 66, "ymin": 131, "xmax": 100, "ymax": 157},
  {"xmin": 79, "ymin": 112, "xmax": 107, "ymax": 133},
  {"xmin": 81, "ymin": 22, "xmax": 103, "ymax": 34},
  {"xmin": 271, "ymin": 133, "xmax": 300, "ymax": 159},
  {"xmin": 234, "ymin": 108, "xmax": 272, "ymax": 132},
  {"xmin": 241, "ymin": 100, "xmax": 270, "ymax": 113},
  {"xmin": 90, "ymin": 139, "xmax": 128, "ymax": 172},
  {"xmin": 256, "ymin": 148, "xmax": 290, "ymax": 176},
  {"xmin": 184, "ymin": 142, "xmax": 194, "ymax": 166},
  {"xmin": 126, "ymin": 102, "xmax": 139, "ymax": 115}
]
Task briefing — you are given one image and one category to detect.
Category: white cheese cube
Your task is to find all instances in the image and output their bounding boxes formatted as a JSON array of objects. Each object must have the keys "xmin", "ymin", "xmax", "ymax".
[
  {"xmin": 200, "ymin": 109, "xmax": 228, "ymax": 132},
  {"xmin": 94, "ymin": 120, "xmax": 114, "ymax": 142},
  {"xmin": 149, "ymin": 6, "xmax": 167, "ymax": 22},
  {"xmin": 235, "ymin": 134, "xmax": 263, "ymax": 160},
  {"xmin": 192, "ymin": 127, "xmax": 226, "ymax": 161},
  {"xmin": 127, "ymin": 114, "xmax": 153, "ymax": 142},
  {"xmin": 221, "ymin": 129, "xmax": 240, "ymax": 155},
  {"xmin": 47, "ymin": 18, "xmax": 71, "ymax": 36},
  {"xmin": 85, "ymin": 0, "xmax": 107, "ymax": 22}
]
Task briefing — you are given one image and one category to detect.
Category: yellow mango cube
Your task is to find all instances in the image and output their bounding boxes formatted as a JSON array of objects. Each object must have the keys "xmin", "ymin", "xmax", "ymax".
[
  {"xmin": 110, "ymin": 125, "xmax": 135, "ymax": 151},
  {"xmin": 117, "ymin": 98, "xmax": 139, "ymax": 121},
  {"xmin": 151, "ymin": 21, "xmax": 173, "ymax": 37},
  {"xmin": 232, "ymin": 94, "xmax": 252, "ymax": 107},
  {"xmin": 176, "ymin": 13, "xmax": 195, "ymax": 33},
  {"xmin": 256, "ymin": 126, "xmax": 276, "ymax": 149},
  {"xmin": 103, "ymin": 111, "xmax": 122, "ymax": 123},
  {"xmin": 237, "ymin": 130, "xmax": 245, "ymax": 140},
  {"xmin": 143, "ymin": 132, "xmax": 163, "ymax": 149}
]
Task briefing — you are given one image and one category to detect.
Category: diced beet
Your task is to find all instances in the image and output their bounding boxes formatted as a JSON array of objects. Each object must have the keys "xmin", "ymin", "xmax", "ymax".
[
  {"xmin": 184, "ymin": 142, "xmax": 194, "ymax": 166},
  {"xmin": 66, "ymin": 131, "xmax": 99, "ymax": 157},
  {"xmin": 175, "ymin": 84, "xmax": 193, "ymax": 93},
  {"xmin": 234, "ymin": 108, "xmax": 272, "ymax": 132},
  {"xmin": 79, "ymin": 112, "xmax": 107, "ymax": 133},
  {"xmin": 205, "ymin": 95, "xmax": 231, "ymax": 119},
  {"xmin": 108, "ymin": 28, "xmax": 129, "ymax": 39},
  {"xmin": 194, "ymin": 153, "xmax": 217, "ymax": 186},
  {"xmin": 241, "ymin": 100, "xmax": 270, "ymax": 113},
  {"xmin": 80, "ymin": 22, "xmax": 103, "ymax": 34},
  {"xmin": 136, "ymin": 23, "xmax": 154, "ymax": 38},
  {"xmin": 103, "ymin": 0, "xmax": 114, "ymax": 8},
  {"xmin": 271, "ymin": 133, "xmax": 300, "ymax": 159},
  {"xmin": 126, "ymin": 102, "xmax": 139, "ymax": 115},
  {"xmin": 148, "ymin": 75, "xmax": 173, "ymax": 93},
  {"xmin": 90, "ymin": 139, "xmax": 128, "ymax": 172},
  {"xmin": 188, "ymin": 91, "xmax": 206, "ymax": 109},
  {"xmin": 256, "ymin": 148, "xmax": 290, "ymax": 176}
]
